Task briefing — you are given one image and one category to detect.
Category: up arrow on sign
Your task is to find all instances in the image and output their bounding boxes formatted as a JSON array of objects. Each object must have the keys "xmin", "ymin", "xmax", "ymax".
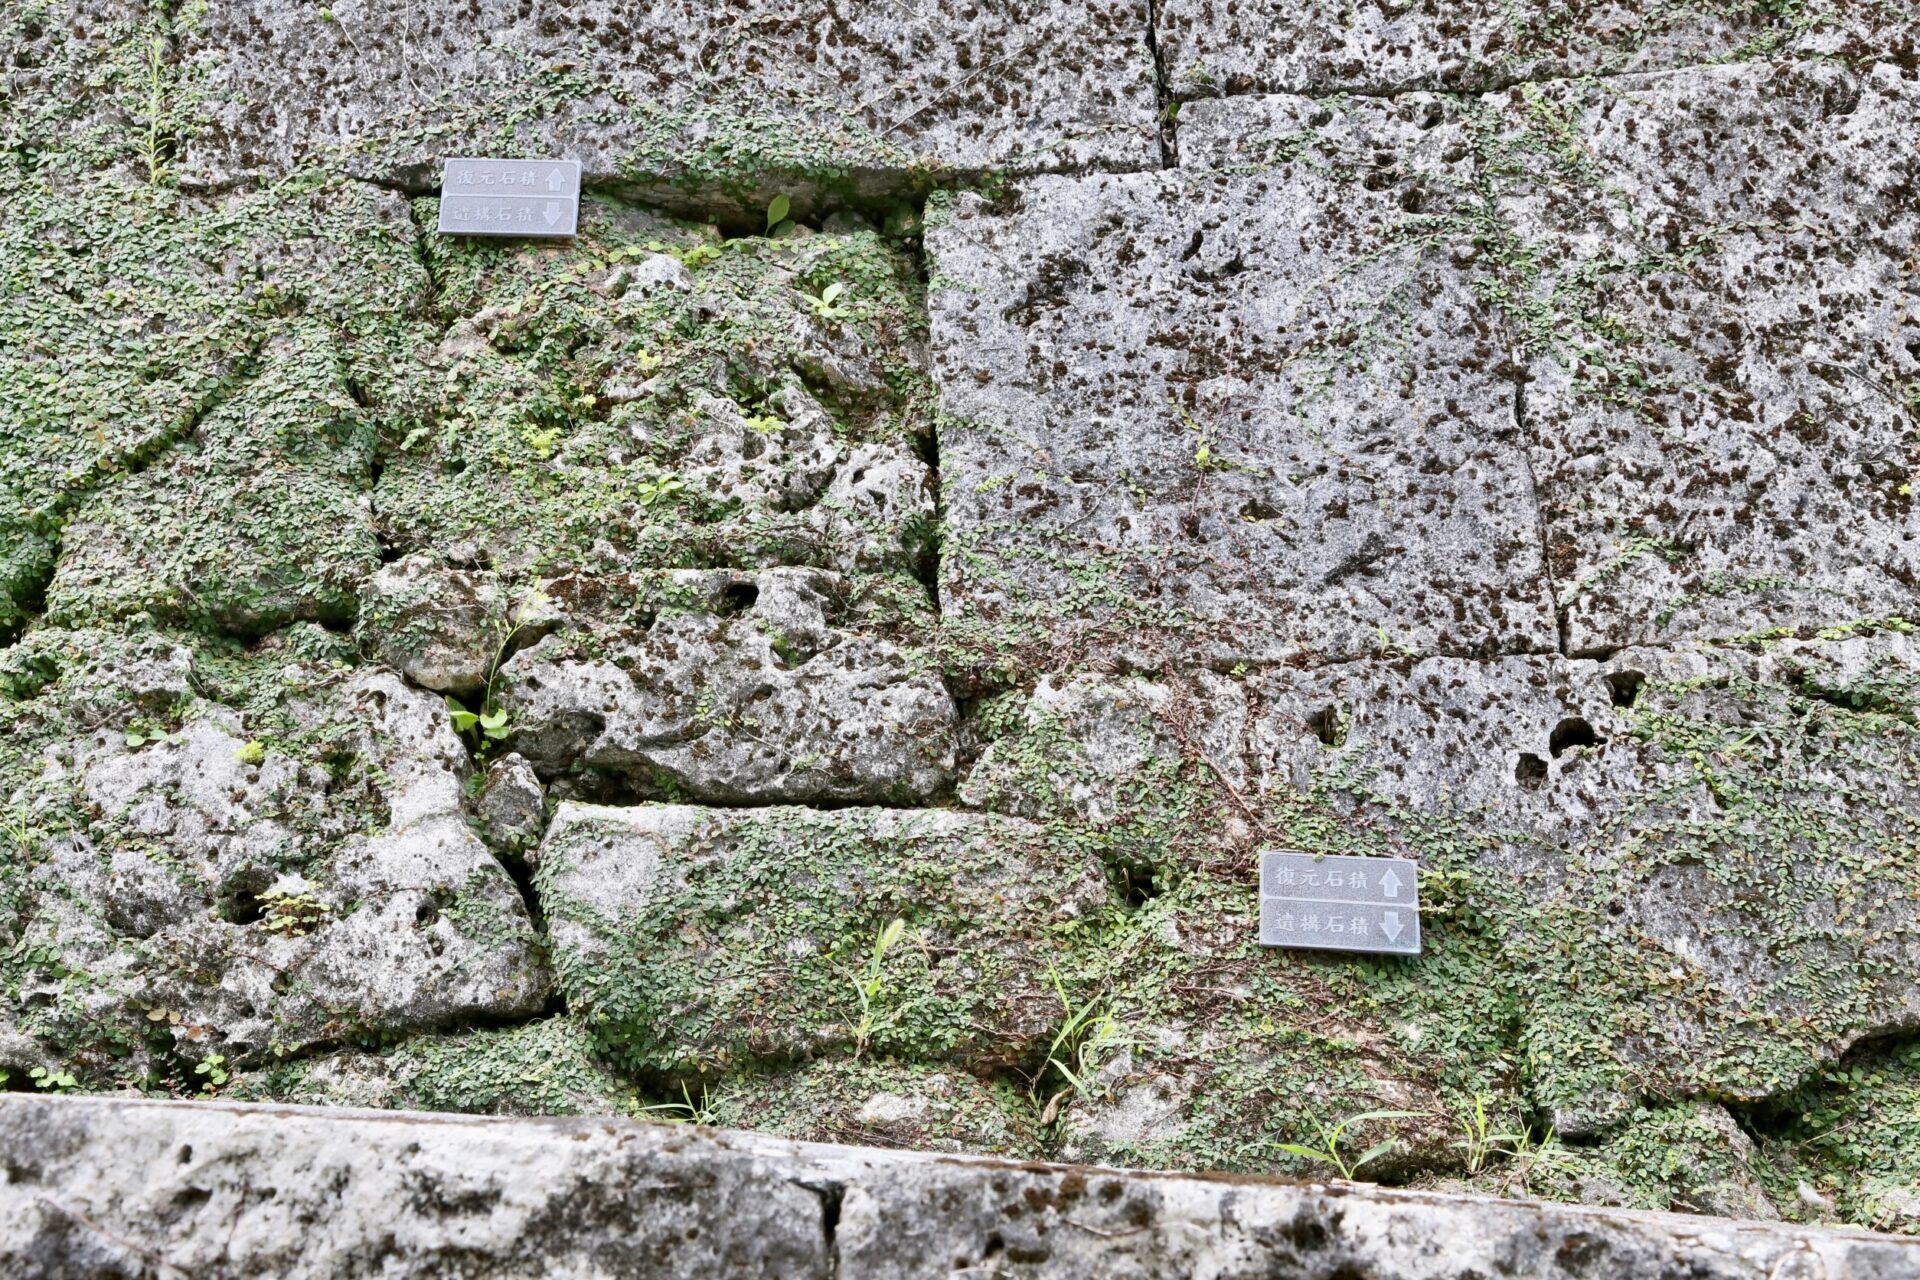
[
  {"xmin": 1380, "ymin": 868, "xmax": 1404, "ymax": 899},
  {"xmin": 547, "ymin": 168, "xmax": 566, "ymax": 193}
]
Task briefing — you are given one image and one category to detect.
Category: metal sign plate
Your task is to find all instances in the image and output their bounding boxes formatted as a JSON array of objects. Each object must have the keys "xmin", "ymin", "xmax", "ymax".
[
  {"xmin": 438, "ymin": 158, "xmax": 581, "ymax": 238},
  {"xmin": 1259, "ymin": 850, "xmax": 1421, "ymax": 955}
]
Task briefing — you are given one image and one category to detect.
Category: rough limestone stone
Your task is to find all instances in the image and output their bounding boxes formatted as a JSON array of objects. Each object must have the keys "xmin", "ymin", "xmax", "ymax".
[
  {"xmin": 172, "ymin": 0, "xmax": 1160, "ymax": 208},
  {"xmin": 499, "ymin": 568, "xmax": 955, "ymax": 806},
  {"xmin": 0, "ymin": 0, "xmax": 166, "ymax": 177},
  {"xmin": 475, "ymin": 753, "xmax": 546, "ymax": 855},
  {"xmin": 44, "ymin": 326, "xmax": 383, "ymax": 634},
  {"xmin": 1052, "ymin": 846, "xmax": 1519, "ymax": 1179},
  {"xmin": 971, "ymin": 633, "xmax": 1920, "ymax": 1166},
  {"xmin": 1240, "ymin": 633, "xmax": 1920, "ymax": 1129},
  {"xmin": 0, "ymin": 630, "xmax": 547, "ymax": 1082},
  {"xmin": 6, "ymin": 1096, "xmax": 1919, "ymax": 1279},
  {"xmin": 0, "ymin": 172, "xmax": 425, "ymax": 632},
  {"xmin": 1153, "ymin": 0, "xmax": 1873, "ymax": 100},
  {"xmin": 1531, "ymin": 1100, "xmax": 1782, "ymax": 1221},
  {"xmin": 959, "ymin": 671, "xmax": 1248, "ymax": 823},
  {"xmin": 926, "ymin": 111, "xmax": 1556, "ymax": 674},
  {"xmin": 536, "ymin": 802, "xmax": 1111, "ymax": 1073},
  {"xmin": 707, "ymin": 1058, "xmax": 1045, "ymax": 1158},
  {"xmin": 373, "ymin": 196, "xmax": 938, "ymax": 599},
  {"xmin": 228, "ymin": 1017, "xmax": 639, "ymax": 1119},
  {"xmin": 1484, "ymin": 61, "xmax": 1920, "ymax": 651},
  {"xmin": 10, "ymin": 0, "xmax": 1920, "ymax": 1247},
  {"xmin": 360, "ymin": 553, "xmax": 510, "ymax": 697}
]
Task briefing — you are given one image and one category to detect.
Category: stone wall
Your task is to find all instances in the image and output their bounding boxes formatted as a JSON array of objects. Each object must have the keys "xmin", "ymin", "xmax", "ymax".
[{"xmin": 2, "ymin": 0, "xmax": 1919, "ymax": 1248}]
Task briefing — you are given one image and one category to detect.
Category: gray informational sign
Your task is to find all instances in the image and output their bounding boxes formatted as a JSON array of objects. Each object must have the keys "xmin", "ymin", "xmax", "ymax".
[
  {"xmin": 438, "ymin": 158, "xmax": 581, "ymax": 238},
  {"xmin": 1258, "ymin": 850, "xmax": 1421, "ymax": 956}
]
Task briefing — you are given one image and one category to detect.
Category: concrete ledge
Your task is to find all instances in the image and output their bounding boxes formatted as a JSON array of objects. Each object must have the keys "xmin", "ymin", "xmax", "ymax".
[{"xmin": 1, "ymin": 1095, "xmax": 1915, "ymax": 1278}]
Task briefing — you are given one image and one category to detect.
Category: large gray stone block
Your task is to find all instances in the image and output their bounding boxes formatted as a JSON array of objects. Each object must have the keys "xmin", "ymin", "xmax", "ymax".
[
  {"xmin": 536, "ymin": 802, "xmax": 1110, "ymax": 1073},
  {"xmin": 926, "ymin": 122, "xmax": 1558, "ymax": 673},
  {"xmin": 3, "ymin": 1096, "xmax": 1917, "ymax": 1278},
  {"xmin": 1485, "ymin": 60, "xmax": 1920, "ymax": 651},
  {"xmin": 172, "ymin": 0, "xmax": 1160, "ymax": 209},
  {"xmin": 1153, "ymin": 0, "xmax": 1874, "ymax": 100}
]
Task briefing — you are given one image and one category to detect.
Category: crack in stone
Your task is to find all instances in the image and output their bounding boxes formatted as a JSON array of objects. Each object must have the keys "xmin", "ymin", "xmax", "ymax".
[
  {"xmin": 2, "ymin": 336, "xmax": 273, "ymax": 646},
  {"xmin": 791, "ymin": 1177, "xmax": 846, "ymax": 1279},
  {"xmin": 1143, "ymin": 0, "xmax": 1178, "ymax": 168},
  {"xmin": 1162, "ymin": 52, "xmax": 1825, "ymax": 108},
  {"xmin": 1508, "ymin": 360, "xmax": 1569, "ymax": 658}
]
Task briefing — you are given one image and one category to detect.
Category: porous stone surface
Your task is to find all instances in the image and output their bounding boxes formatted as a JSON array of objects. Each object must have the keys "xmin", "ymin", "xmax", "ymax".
[
  {"xmin": 359, "ymin": 553, "xmax": 509, "ymax": 697},
  {"xmin": 227, "ymin": 1017, "xmax": 640, "ymax": 1118},
  {"xmin": 0, "ymin": 629, "xmax": 547, "ymax": 1084},
  {"xmin": 368, "ymin": 194, "xmax": 939, "ymax": 593},
  {"xmin": 8, "ymin": 0, "xmax": 1920, "ymax": 1258},
  {"xmin": 927, "ymin": 142, "xmax": 1557, "ymax": 671},
  {"xmin": 171, "ymin": 0, "xmax": 1161, "ymax": 209},
  {"xmin": 474, "ymin": 752, "xmax": 546, "ymax": 854},
  {"xmin": 6, "ymin": 1096, "xmax": 1920, "ymax": 1279},
  {"xmin": 497, "ymin": 568, "xmax": 955, "ymax": 805},
  {"xmin": 1153, "ymin": 0, "xmax": 1894, "ymax": 99},
  {"xmin": 1491, "ymin": 61, "xmax": 1920, "ymax": 651}
]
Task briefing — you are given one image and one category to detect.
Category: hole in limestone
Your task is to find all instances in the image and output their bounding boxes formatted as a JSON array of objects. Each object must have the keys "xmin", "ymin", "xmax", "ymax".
[
  {"xmin": 1549, "ymin": 717, "xmax": 1601, "ymax": 757},
  {"xmin": 1240, "ymin": 497, "xmax": 1282, "ymax": 522},
  {"xmin": 717, "ymin": 581, "xmax": 759, "ymax": 615},
  {"xmin": 1120, "ymin": 867, "xmax": 1162, "ymax": 911},
  {"xmin": 1305, "ymin": 705, "xmax": 1347, "ymax": 748},
  {"xmin": 1515, "ymin": 753, "xmax": 1548, "ymax": 790},
  {"xmin": 1605, "ymin": 671, "xmax": 1645, "ymax": 708},
  {"xmin": 216, "ymin": 868, "xmax": 274, "ymax": 925}
]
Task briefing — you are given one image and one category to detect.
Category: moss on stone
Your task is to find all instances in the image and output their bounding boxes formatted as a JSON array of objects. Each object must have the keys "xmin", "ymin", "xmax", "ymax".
[
  {"xmin": 232, "ymin": 1016, "xmax": 640, "ymax": 1118},
  {"xmin": 707, "ymin": 1057, "xmax": 1045, "ymax": 1157},
  {"xmin": 1751, "ymin": 1040, "xmax": 1920, "ymax": 1236},
  {"xmin": 538, "ymin": 805, "xmax": 1117, "ymax": 1077},
  {"xmin": 375, "ymin": 196, "xmax": 932, "ymax": 597}
]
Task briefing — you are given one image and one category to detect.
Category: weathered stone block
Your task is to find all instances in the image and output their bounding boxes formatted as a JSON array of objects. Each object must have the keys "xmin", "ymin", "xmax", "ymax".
[
  {"xmin": 173, "ymin": 0, "xmax": 1160, "ymax": 208},
  {"xmin": 0, "ymin": 0, "xmax": 167, "ymax": 177},
  {"xmin": 373, "ymin": 198, "xmax": 937, "ymax": 598},
  {"xmin": 960, "ymin": 671, "xmax": 1247, "ymax": 823},
  {"xmin": 7, "ymin": 1096, "xmax": 1916, "ymax": 1279},
  {"xmin": 708, "ymin": 1058, "xmax": 1045, "ymax": 1158},
  {"xmin": 927, "ymin": 112, "xmax": 1556, "ymax": 672},
  {"xmin": 1485, "ymin": 61, "xmax": 1920, "ymax": 650},
  {"xmin": 0, "ymin": 173, "xmax": 425, "ymax": 632},
  {"xmin": 1243, "ymin": 633, "xmax": 1920, "ymax": 1128},
  {"xmin": 498, "ymin": 568, "xmax": 953, "ymax": 805},
  {"xmin": 0, "ymin": 631, "xmax": 547, "ymax": 1084},
  {"xmin": 537, "ymin": 802, "xmax": 1112, "ymax": 1072},
  {"xmin": 1154, "ymin": 0, "xmax": 1853, "ymax": 100},
  {"xmin": 359, "ymin": 553, "xmax": 510, "ymax": 697},
  {"xmin": 229, "ymin": 1017, "xmax": 639, "ymax": 1119},
  {"xmin": 45, "ymin": 327, "xmax": 382, "ymax": 634}
]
